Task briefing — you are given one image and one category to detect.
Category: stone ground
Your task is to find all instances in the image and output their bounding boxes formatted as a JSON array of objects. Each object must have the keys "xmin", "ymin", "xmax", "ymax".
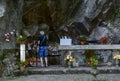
[
  {"xmin": 1, "ymin": 74, "xmax": 120, "ymax": 81},
  {"xmin": 1, "ymin": 66, "xmax": 120, "ymax": 81}
]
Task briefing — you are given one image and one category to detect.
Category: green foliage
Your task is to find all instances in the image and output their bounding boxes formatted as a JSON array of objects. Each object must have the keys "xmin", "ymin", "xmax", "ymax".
[
  {"xmin": 0, "ymin": 52, "xmax": 7, "ymax": 77},
  {"xmin": 85, "ymin": 50, "xmax": 98, "ymax": 69},
  {"xmin": 0, "ymin": 52, "xmax": 7, "ymax": 61},
  {"xmin": 17, "ymin": 35, "xmax": 26, "ymax": 41},
  {"xmin": 17, "ymin": 61, "xmax": 27, "ymax": 66},
  {"xmin": 86, "ymin": 56, "xmax": 98, "ymax": 69},
  {"xmin": 16, "ymin": 35, "xmax": 27, "ymax": 43},
  {"xmin": 91, "ymin": 57, "xmax": 98, "ymax": 66},
  {"xmin": 80, "ymin": 35, "xmax": 87, "ymax": 41},
  {"xmin": 98, "ymin": 0, "xmax": 102, "ymax": 3},
  {"xmin": 85, "ymin": 50, "xmax": 94, "ymax": 59},
  {"xmin": 114, "ymin": 8, "xmax": 120, "ymax": 18},
  {"xmin": 109, "ymin": 7, "xmax": 120, "ymax": 21},
  {"xmin": 112, "ymin": 8, "xmax": 120, "ymax": 21}
]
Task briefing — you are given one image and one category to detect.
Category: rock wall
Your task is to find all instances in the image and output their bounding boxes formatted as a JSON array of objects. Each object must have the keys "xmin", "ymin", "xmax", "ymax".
[
  {"xmin": 0, "ymin": 0, "xmax": 119, "ymax": 49},
  {"xmin": 22, "ymin": 0, "xmax": 117, "ymax": 43},
  {"xmin": 0, "ymin": 0, "xmax": 24, "ymax": 49}
]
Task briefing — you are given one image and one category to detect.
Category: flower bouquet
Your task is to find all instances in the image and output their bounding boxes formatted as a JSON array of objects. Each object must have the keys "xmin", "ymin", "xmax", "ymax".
[
  {"xmin": 86, "ymin": 56, "xmax": 98, "ymax": 77},
  {"xmin": 16, "ymin": 35, "xmax": 27, "ymax": 44},
  {"xmin": 113, "ymin": 55, "xmax": 120, "ymax": 60},
  {"xmin": 113, "ymin": 55, "xmax": 120, "ymax": 66},
  {"xmin": 4, "ymin": 33, "xmax": 11, "ymax": 42},
  {"xmin": 99, "ymin": 36, "xmax": 108, "ymax": 44},
  {"xmin": 64, "ymin": 54, "xmax": 74, "ymax": 67},
  {"xmin": 86, "ymin": 56, "xmax": 98, "ymax": 69}
]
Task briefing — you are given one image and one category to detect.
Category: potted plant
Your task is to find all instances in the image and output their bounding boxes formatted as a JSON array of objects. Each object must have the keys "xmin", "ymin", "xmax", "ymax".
[
  {"xmin": 17, "ymin": 61, "xmax": 27, "ymax": 71},
  {"xmin": 85, "ymin": 50, "xmax": 98, "ymax": 77},
  {"xmin": 99, "ymin": 36, "xmax": 108, "ymax": 44},
  {"xmin": 86, "ymin": 56, "xmax": 98, "ymax": 77},
  {"xmin": 85, "ymin": 50, "xmax": 98, "ymax": 69},
  {"xmin": 77, "ymin": 35, "xmax": 87, "ymax": 45},
  {"xmin": 16, "ymin": 35, "xmax": 27, "ymax": 44},
  {"xmin": 88, "ymin": 57, "xmax": 98, "ymax": 69}
]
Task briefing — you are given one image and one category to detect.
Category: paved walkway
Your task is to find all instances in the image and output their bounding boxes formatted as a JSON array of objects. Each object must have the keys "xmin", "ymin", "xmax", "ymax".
[
  {"xmin": 0, "ymin": 74, "xmax": 120, "ymax": 81},
  {"xmin": 1, "ymin": 66, "xmax": 120, "ymax": 81}
]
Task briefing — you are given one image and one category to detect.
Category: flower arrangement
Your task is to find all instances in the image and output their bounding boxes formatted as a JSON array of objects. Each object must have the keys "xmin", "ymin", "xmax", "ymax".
[
  {"xmin": 64, "ymin": 52, "xmax": 74, "ymax": 67},
  {"xmin": 77, "ymin": 35, "xmax": 87, "ymax": 41},
  {"xmin": 4, "ymin": 33, "xmax": 11, "ymax": 42},
  {"xmin": 16, "ymin": 35, "xmax": 27, "ymax": 44},
  {"xmin": 113, "ymin": 55, "xmax": 120, "ymax": 67},
  {"xmin": 64, "ymin": 54, "xmax": 74, "ymax": 62},
  {"xmin": 87, "ymin": 57, "xmax": 98, "ymax": 69},
  {"xmin": 3, "ymin": 30, "xmax": 16, "ymax": 42},
  {"xmin": 99, "ymin": 36, "xmax": 108, "ymax": 44},
  {"xmin": 113, "ymin": 55, "xmax": 120, "ymax": 60},
  {"xmin": 85, "ymin": 51, "xmax": 98, "ymax": 77}
]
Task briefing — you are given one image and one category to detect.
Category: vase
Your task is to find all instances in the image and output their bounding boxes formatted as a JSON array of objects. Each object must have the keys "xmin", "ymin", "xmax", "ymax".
[
  {"xmin": 80, "ymin": 41, "xmax": 86, "ymax": 45},
  {"xmin": 68, "ymin": 61, "xmax": 73, "ymax": 68},
  {"xmin": 115, "ymin": 60, "xmax": 119, "ymax": 67},
  {"xmin": 20, "ymin": 66, "xmax": 25, "ymax": 71}
]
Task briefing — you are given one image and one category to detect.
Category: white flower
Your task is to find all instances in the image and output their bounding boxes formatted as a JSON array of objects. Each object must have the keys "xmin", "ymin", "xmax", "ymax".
[
  {"xmin": 6, "ymin": 39, "xmax": 10, "ymax": 41},
  {"xmin": 19, "ymin": 35, "xmax": 23, "ymax": 38},
  {"xmin": 10, "ymin": 32, "xmax": 14, "ymax": 35},
  {"xmin": 113, "ymin": 55, "xmax": 120, "ymax": 60}
]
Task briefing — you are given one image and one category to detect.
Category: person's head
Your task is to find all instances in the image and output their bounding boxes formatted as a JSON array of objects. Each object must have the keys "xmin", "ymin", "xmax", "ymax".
[{"xmin": 40, "ymin": 31, "xmax": 45, "ymax": 35}]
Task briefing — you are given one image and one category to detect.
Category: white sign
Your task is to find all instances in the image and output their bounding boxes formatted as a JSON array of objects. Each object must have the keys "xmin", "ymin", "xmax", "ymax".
[{"xmin": 60, "ymin": 36, "xmax": 72, "ymax": 45}]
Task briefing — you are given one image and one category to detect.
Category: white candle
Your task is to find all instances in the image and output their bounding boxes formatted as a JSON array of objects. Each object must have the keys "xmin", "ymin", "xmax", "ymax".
[{"xmin": 20, "ymin": 44, "xmax": 25, "ymax": 61}]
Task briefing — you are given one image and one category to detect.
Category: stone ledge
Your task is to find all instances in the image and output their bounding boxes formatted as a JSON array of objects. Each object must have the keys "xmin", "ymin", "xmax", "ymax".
[
  {"xmin": 58, "ymin": 45, "xmax": 120, "ymax": 50},
  {"xmin": 14, "ymin": 66, "xmax": 120, "ymax": 76}
]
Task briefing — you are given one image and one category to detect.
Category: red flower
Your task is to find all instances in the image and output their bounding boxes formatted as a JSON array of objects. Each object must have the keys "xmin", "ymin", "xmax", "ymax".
[
  {"xmin": 87, "ymin": 62, "xmax": 91, "ymax": 65},
  {"xmin": 99, "ymin": 36, "xmax": 108, "ymax": 44},
  {"xmin": 4, "ymin": 33, "xmax": 11, "ymax": 41}
]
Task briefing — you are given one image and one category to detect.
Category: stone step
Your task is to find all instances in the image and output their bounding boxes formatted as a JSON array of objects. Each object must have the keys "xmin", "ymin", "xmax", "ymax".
[{"xmin": 14, "ymin": 65, "xmax": 120, "ymax": 76}]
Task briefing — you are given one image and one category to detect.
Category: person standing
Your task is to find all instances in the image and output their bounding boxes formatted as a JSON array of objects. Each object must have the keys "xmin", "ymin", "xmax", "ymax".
[{"xmin": 38, "ymin": 31, "xmax": 48, "ymax": 67}]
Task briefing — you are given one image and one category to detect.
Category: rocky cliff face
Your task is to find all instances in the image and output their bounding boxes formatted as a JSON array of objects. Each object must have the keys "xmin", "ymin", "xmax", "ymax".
[
  {"xmin": 0, "ymin": 0, "xmax": 24, "ymax": 49},
  {"xmin": 0, "ymin": 0, "xmax": 119, "ymax": 49},
  {"xmin": 0, "ymin": 0, "xmax": 120, "ymax": 77}
]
